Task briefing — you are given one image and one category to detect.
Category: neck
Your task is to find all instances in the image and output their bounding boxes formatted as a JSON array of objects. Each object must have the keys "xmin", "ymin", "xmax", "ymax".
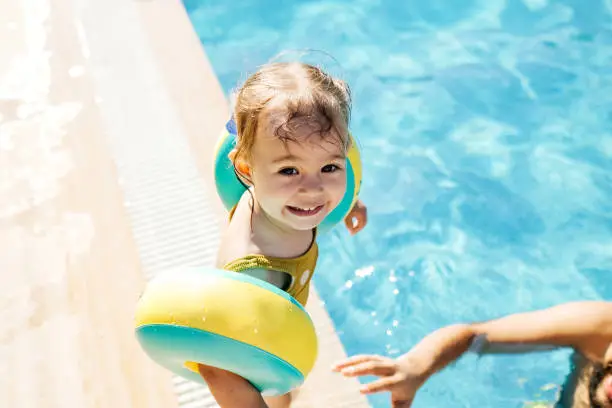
[{"xmin": 250, "ymin": 193, "xmax": 299, "ymax": 236}]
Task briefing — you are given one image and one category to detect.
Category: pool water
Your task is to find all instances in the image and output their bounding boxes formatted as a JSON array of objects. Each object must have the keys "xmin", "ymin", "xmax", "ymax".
[{"xmin": 184, "ymin": 1, "xmax": 612, "ymax": 406}]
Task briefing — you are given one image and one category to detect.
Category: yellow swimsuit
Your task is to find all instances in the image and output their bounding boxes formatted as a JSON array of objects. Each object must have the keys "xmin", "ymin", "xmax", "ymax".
[{"xmin": 223, "ymin": 207, "xmax": 318, "ymax": 306}]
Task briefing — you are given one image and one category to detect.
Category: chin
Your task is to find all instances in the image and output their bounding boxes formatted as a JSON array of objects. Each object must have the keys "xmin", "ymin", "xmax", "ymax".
[
  {"xmin": 293, "ymin": 213, "xmax": 329, "ymax": 231},
  {"xmin": 289, "ymin": 220, "xmax": 322, "ymax": 231}
]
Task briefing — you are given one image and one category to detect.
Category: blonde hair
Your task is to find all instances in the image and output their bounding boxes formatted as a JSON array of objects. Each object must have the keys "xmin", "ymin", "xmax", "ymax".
[{"xmin": 232, "ymin": 62, "xmax": 352, "ymax": 164}]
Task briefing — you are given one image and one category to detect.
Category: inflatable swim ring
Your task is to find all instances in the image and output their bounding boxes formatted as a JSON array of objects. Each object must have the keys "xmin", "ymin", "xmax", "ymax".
[
  {"xmin": 135, "ymin": 267, "xmax": 318, "ymax": 396},
  {"xmin": 214, "ymin": 118, "xmax": 362, "ymax": 233}
]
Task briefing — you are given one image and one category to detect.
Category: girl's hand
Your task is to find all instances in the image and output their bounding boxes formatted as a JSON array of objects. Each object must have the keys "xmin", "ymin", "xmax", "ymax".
[
  {"xmin": 332, "ymin": 353, "xmax": 427, "ymax": 408},
  {"xmin": 344, "ymin": 199, "xmax": 368, "ymax": 235}
]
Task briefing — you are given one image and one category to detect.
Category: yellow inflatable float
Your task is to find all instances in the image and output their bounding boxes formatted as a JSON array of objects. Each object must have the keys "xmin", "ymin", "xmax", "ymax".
[{"xmin": 135, "ymin": 118, "xmax": 363, "ymax": 395}]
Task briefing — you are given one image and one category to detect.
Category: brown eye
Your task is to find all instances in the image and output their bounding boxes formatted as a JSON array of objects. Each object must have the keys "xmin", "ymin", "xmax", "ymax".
[
  {"xmin": 279, "ymin": 167, "xmax": 298, "ymax": 176},
  {"xmin": 322, "ymin": 164, "xmax": 341, "ymax": 173}
]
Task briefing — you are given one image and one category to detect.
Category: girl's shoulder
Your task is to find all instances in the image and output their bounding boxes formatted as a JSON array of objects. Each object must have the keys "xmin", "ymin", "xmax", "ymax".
[{"xmin": 216, "ymin": 194, "xmax": 259, "ymax": 267}]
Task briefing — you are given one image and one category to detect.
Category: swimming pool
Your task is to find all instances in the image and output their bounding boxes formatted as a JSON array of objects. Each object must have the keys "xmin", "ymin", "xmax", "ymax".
[{"xmin": 184, "ymin": 0, "xmax": 612, "ymax": 406}]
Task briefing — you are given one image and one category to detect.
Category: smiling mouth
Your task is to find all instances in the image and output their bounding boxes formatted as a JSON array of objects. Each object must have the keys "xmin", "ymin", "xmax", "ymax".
[{"xmin": 286, "ymin": 205, "xmax": 324, "ymax": 217}]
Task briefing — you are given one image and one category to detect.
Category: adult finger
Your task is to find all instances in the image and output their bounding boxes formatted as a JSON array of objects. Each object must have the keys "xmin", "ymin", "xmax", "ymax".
[
  {"xmin": 332, "ymin": 355, "xmax": 384, "ymax": 371},
  {"xmin": 342, "ymin": 359, "xmax": 396, "ymax": 377},
  {"xmin": 359, "ymin": 375, "xmax": 400, "ymax": 394}
]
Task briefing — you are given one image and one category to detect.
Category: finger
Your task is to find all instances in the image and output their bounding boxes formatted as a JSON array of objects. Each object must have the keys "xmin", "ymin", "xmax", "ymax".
[
  {"xmin": 331, "ymin": 355, "xmax": 384, "ymax": 371},
  {"xmin": 341, "ymin": 359, "xmax": 396, "ymax": 377},
  {"xmin": 352, "ymin": 214, "xmax": 366, "ymax": 233},
  {"xmin": 359, "ymin": 376, "xmax": 399, "ymax": 394},
  {"xmin": 344, "ymin": 215, "xmax": 355, "ymax": 230},
  {"xmin": 354, "ymin": 209, "xmax": 367, "ymax": 224},
  {"xmin": 345, "ymin": 215, "xmax": 366, "ymax": 235},
  {"xmin": 358, "ymin": 207, "xmax": 368, "ymax": 225}
]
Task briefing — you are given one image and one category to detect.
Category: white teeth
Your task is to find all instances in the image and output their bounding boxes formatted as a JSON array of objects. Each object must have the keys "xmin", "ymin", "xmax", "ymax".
[{"xmin": 294, "ymin": 206, "xmax": 318, "ymax": 211}]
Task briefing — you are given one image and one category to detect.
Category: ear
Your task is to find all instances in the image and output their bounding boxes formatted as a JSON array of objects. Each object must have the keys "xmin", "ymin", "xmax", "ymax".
[
  {"xmin": 228, "ymin": 148, "xmax": 251, "ymax": 179},
  {"xmin": 236, "ymin": 160, "xmax": 251, "ymax": 177}
]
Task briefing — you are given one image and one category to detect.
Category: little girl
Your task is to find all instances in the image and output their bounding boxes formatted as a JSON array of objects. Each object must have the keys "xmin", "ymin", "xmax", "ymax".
[{"xmin": 197, "ymin": 61, "xmax": 367, "ymax": 407}]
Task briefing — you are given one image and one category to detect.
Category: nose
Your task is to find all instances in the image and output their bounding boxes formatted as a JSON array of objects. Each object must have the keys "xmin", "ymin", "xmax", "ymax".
[{"xmin": 298, "ymin": 174, "xmax": 324, "ymax": 194}]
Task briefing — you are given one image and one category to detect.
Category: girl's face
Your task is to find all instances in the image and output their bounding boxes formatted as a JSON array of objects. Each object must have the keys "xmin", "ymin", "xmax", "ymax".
[{"xmin": 243, "ymin": 107, "xmax": 348, "ymax": 231}]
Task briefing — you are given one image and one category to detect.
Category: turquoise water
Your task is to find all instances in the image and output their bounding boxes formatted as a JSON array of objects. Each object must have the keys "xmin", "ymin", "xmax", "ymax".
[{"xmin": 184, "ymin": 1, "xmax": 612, "ymax": 406}]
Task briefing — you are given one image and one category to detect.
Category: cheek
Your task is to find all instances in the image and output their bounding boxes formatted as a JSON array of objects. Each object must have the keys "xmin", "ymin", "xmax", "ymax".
[
  {"xmin": 252, "ymin": 173, "xmax": 297, "ymax": 198},
  {"xmin": 327, "ymin": 175, "xmax": 348, "ymax": 200}
]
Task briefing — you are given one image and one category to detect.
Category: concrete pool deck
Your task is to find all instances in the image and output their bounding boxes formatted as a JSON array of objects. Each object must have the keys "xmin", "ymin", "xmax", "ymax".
[{"xmin": 0, "ymin": 0, "xmax": 370, "ymax": 406}]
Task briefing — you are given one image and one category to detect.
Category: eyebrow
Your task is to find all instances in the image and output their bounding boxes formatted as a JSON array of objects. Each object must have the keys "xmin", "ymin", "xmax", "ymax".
[{"xmin": 271, "ymin": 154, "xmax": 346, "ymax": 165}]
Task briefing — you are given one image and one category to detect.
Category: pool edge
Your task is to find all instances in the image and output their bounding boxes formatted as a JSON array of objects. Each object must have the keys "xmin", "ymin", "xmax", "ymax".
[{"xmin": 0, "ymin": 0, "xmax": 181, "ymax": 406}]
